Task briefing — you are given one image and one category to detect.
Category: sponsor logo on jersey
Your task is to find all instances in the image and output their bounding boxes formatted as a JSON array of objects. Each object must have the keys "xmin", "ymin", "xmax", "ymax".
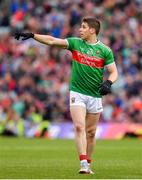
[
  {"xmin": 87, "ymin": 49, "xmax": 93, "ymax": 56},
  {"xmin": 72, "ymin": 50, "xmax": 104, "ymax": 68},
  {"xmin": 80, "ymin": 47, "xmax": 84, "ymax": 52}
]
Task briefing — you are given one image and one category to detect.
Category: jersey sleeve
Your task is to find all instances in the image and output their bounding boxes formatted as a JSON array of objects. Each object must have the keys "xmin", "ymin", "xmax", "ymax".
[
  {"xmin": 66, "ymin": 37, "xmax": 78, "ymax": 51},
  {"xmin": 104, "ymin": 49, "xmax": 115, "ymax": 66}
]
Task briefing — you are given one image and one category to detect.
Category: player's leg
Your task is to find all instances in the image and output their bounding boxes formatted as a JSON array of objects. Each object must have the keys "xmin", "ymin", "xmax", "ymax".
[
  {"xmin": 70, "ymin": 106, "xmax": 89, "ymax": 173},
  {"xmin": 70, "ymin": 106, "xmax": 87, "ymax": 155},
  {"xmin": 85, "ymin": 97, "xmax": 103, "ymax": 174},
  {"xmin": 69, "ymin": 91, "xmax": 89, "ymax": 173},
  {"xmin": 86, "ymin": 113, "xmax": 100, "ymax": 165},
  {"xmin": 86, "ymin": 113, "xmax": 100, "ymax": 174}
]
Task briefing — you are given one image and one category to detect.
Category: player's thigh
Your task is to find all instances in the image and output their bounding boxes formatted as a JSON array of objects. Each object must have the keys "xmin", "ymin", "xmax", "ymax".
[
  {"xmin": 86, "ymin": 113, "xmax": 101, "ymax": 133},
  {"xmin": 70, "ymin": 106, "xmax": 86, "ymax": 126}
]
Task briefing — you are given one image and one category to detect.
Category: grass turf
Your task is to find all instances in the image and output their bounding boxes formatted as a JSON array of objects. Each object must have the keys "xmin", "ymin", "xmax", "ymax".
[{"xmin": 0, "ymin": 137, "xmax": 142, "ymax": 179}]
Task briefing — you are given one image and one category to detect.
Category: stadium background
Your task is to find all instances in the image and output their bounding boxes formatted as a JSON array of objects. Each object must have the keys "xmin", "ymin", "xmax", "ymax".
[{"xmin": 0, "ymin": 0, "xmax": 142, "ymax": 139}]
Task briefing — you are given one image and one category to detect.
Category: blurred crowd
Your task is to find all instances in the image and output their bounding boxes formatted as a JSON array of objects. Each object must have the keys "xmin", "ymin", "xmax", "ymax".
[{"xmin": 0, "ymin": 0, "xmax": 142, "ymax": 136}]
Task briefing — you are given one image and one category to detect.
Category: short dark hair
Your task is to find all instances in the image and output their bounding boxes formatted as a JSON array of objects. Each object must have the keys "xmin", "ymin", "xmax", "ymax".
[{"xmin": 82, "ymin": 17, "xmax": 101, "ymax": 35}]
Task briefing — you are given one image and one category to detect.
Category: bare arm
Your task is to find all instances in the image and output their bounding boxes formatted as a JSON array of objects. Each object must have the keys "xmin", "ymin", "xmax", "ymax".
[
  {"xmin": 99, "ymin": 63, "xmax": 118, "ymax": 95},
  {"xmin": 33, "ymin": 34, "xmax": 68, "ymax": 49},
  {"xmin": 14, "ymin": 32, "xmax": 68, "ymax": 48},
  {"xmin": 106, "ymin": 63, "xmax": 118, "ymax": 83}
]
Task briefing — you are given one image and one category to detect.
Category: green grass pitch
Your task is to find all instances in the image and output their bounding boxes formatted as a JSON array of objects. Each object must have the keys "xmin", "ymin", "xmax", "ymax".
[{"xmin": 0, "ymin": 137, "xmax": 142, "ymax": 179}]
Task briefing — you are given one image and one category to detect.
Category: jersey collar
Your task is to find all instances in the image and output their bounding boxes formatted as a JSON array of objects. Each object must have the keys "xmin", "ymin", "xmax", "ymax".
[{"xmin": 85, "ymin": 39, "xmax": 100, "ymax": 45}]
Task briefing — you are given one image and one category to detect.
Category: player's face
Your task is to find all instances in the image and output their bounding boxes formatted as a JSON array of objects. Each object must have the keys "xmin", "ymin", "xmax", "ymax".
[{"xmin": 79, "ymin": 22, "xmax": 95, "ymax": 40}]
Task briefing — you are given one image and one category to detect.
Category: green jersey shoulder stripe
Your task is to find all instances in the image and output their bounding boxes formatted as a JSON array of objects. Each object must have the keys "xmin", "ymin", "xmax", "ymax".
[{"xmin": 99, "ymin": 41, "xmax": 112, "ymax": 52}]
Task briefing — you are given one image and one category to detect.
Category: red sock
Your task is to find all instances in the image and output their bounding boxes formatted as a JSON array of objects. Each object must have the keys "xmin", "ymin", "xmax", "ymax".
[
  {"xmin": 79, "ymin": 154, "xmax": 87, "ymax": 161},
  {"xmin": 87, "ymin": 159, "xmax": 92, "ymax": 164}
]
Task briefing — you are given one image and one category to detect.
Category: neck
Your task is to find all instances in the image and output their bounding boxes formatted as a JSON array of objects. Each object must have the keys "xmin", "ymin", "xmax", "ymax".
[{"xmin": 86, "ymin": 35, "xmax": 97, "ymax": 44}]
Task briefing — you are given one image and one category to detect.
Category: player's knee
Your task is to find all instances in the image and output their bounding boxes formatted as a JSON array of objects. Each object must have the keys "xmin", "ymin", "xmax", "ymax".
[
  {"xmin": 74, "ymin": 124, "xmax": 85, "ymax": 134},
  {"xmin": 87, "ymin": 129, "xmax": 96, "ymax": 139}
]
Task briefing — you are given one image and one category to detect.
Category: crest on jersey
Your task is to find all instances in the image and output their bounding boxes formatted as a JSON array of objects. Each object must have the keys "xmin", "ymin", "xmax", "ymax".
[{"xmin": 96, "ymin": 50, "xmax": 100, "ymax": 54}]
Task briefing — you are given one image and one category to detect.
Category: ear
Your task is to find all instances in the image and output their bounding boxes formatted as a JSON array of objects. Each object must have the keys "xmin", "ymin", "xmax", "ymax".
[{"xmin": 90, "ymin": 28, "xmax": 96, "ymax": 34}]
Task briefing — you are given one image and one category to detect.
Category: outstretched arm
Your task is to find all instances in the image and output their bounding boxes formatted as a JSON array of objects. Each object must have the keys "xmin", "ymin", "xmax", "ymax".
[
  {"xmin": 34, "ymin": 34, "xmax": 68, "ymax": 48},
  {"xmin": 14, "ymin": 32, "xmax": 68, "ymax": 49}
]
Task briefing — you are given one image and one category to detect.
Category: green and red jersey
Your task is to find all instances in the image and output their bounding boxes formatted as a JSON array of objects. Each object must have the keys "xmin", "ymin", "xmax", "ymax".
[{"xmin": 66, "ymin": 37, "xmax": 115, "ymax": 97}]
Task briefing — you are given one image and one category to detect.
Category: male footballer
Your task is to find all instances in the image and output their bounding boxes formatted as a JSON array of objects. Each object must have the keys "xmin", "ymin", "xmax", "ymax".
[{"xmin": 15, "ymin": 17, "xmax": 118, "ymax": 174}]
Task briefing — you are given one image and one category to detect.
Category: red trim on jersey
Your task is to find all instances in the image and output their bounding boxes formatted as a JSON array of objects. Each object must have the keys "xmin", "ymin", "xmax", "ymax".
[{"xmin": 72, "ymin": 50, "xmax": 104, "ymax": 68}]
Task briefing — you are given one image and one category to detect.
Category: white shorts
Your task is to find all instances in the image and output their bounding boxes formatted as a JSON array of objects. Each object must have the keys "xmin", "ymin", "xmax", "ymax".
[{"xmin": 70, "ymin": 91, "xmax": 103, "ymax": 113}]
